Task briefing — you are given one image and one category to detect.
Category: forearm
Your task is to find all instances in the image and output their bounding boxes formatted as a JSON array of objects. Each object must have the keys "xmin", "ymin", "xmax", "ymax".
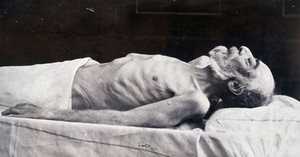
[
  {"xmin": 40, "ymin": 109, "xmax": 127, "ymax": 126},
  {"xmin": 29, "ymin": 108, "xmax": 177, "ymax": 127},
  {"xmin": 2, "ymin": 104, "xmax": 186, "ymax": 127},
  {"xmin": 40, "ymin": 99, "xmax": 201, "ymax": 127},
  {"xmin": 2, "ymin": 91, "xmax": 209, "ymax": 127},
  {"xmin": 123, "ymin": 91, "xmax": 210, "ymax": 127}
]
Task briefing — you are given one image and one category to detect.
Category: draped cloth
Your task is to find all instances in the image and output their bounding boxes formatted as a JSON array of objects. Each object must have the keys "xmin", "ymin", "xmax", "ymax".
[{"xmin": 0, "ymin": 58, "xmax": 299, "ymax": 157}]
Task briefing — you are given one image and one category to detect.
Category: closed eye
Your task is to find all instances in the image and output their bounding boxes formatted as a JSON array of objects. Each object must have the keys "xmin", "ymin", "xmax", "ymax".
[
  {"xmin": 247, "ymin": 58, "xmax": 251, "ymax": 65},
  {"xmin": 245, "ymin": 58, "xmax": 251, "ymax": 66}
]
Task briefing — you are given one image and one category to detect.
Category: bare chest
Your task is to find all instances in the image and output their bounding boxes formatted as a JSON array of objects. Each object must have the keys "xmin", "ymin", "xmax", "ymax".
[
  {"xmin": 103, "ymin": 59, "xmax": 198, "ymax": 109},
  {"xmin": 72, "ymin": 56, "xmax": 198, "ymax": 110}
]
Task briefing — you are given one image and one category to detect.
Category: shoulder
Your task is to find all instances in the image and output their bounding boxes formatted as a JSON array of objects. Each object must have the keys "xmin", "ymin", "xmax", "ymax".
[{"xmin": 125, "ymin": 53, "xmax": 185, "ymax": 63}]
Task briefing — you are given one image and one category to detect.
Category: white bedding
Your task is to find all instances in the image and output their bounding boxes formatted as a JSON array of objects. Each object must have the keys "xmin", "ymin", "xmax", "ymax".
[
  {"xmin": 0, "ymin": 58, "xmax": 299, "ymax": 157},
  {"xmin": 199, "ymin": 95, "xmax": 300, "ymax": 157},
  {"xmin": 0, "ymin": 58, "xmax": 98, "ymax": 110},
  {"xmin": 0, "ymin": 95, "xmax": 299, "ymax": 157},
  {"xmin": 0, "ymin": 58, "xmax": 200, "ymax": 157},
  {"xmin": 0, "ymin": 117, "xmax": 200, "ymax": 157}
]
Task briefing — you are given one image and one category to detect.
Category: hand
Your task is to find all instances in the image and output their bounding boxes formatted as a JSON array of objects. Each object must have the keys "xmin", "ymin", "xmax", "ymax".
[{"xmin": 2, "ymin": 103, "xmax": 42, "ymax": 118}]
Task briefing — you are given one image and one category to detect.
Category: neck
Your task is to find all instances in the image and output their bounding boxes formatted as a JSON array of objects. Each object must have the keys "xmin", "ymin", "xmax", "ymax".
[{"xmin": 191, "ymin": 65, "xmax": 226, "ymax": 99}]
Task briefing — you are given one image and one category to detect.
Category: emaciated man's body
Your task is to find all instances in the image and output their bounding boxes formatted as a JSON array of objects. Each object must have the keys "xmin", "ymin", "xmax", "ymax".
[
  {"xmin": 2, "ymin": 46, "xmax": 275, "ymax": 128},
  {"xmin": 72, "ymin": 53, "xmax": 210, "ymax": 111}
]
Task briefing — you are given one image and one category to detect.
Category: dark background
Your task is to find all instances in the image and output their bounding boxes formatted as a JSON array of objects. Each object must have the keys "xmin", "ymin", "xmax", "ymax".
[{"xmin": 0, "ymin": 0, "xmax": 300, "ymax": 100}]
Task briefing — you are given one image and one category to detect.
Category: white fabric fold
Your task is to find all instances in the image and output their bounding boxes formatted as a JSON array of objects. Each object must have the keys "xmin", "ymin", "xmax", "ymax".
[
  {"xmin": 0, "ymin": 58, "xmax": 98, "ymax": 111},
  {"xmin": 198, "ymin": 95, "xmax": 300, "ymax": 157},
  {"xmin": 0, "ymin": 117, "xmax": 200, "ymax": 157},
  {"xmin": 1, "ymin": 58, "xmax": 299, "ymax": 157}
]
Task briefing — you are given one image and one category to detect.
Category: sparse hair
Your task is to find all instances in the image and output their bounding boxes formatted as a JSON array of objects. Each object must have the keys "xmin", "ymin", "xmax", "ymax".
[
  {"xmin": 221, "ymin": 88, "xmax": 273, "ymax": 108},
  {"xmin": 208, "ymin": 59, "xmax": 275, "ymax": 108},
  {"xmin": 204, "ymin": 89, "xmax": 273, "ymax": 120}
]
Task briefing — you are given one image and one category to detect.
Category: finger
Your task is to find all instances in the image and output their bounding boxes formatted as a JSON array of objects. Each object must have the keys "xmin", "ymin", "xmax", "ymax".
[
  {"xmin": 2, "ymin": 108, "xmax": 19, "ymax": 116},
  {"xmin": 2, "ymin": 109, "xmax": 12, "ymax": 116}
]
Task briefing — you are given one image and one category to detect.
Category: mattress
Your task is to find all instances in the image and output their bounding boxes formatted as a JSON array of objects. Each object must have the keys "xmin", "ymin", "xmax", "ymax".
[{"xmin": 0, "ymin": 95, "xmax": 299, "ymax": 157}]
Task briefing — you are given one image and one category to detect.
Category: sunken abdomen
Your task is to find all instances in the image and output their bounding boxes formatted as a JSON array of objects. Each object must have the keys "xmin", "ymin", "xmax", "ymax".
[{"xmin": 104, "ymin": 57, "xmax": 175, "ymax": 110}]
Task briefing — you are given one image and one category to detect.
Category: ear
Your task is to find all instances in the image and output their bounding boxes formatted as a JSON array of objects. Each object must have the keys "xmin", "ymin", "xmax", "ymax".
[{"xmin": 228, "ymin": 80, "xmax": 245, "ymax": 95}]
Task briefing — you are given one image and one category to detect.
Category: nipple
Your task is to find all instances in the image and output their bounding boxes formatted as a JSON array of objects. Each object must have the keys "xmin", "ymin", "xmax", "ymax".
[{"xmin": 152, "ymin": 76, "xmax": 158, "ymax": 81}]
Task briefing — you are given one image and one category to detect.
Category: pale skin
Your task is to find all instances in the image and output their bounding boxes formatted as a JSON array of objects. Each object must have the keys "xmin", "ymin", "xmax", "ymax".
[{"xmin": 2, "ymin": 46, "xmax": 275, "ymax": 128}]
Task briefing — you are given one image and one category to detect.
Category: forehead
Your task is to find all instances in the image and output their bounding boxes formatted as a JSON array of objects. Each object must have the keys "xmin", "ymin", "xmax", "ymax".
[{"xmin": 249, "ymin": 61, "xmax": 274, "ymax": 95}]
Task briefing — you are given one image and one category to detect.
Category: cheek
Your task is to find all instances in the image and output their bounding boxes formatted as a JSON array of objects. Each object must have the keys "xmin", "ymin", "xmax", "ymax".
[
  {"xmin": 217, "ymin": 58, "xmax": 234, "ymax": 69},
  {"xmin": 212, "ymin": 54, "xmax": 228, "ymax": 65},
  {"xmin": 212, "ymin": 54, "xmax": 241, "ymax": 73},
  {"xmin": 219, "ymin": 61, "xmax": 242, "ymax": 76}
]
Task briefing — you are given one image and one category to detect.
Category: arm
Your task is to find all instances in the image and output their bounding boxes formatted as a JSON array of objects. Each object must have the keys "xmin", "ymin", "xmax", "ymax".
[{"xmin": 2, "ymin": 91, "xmax": 209, "ymax": 127}]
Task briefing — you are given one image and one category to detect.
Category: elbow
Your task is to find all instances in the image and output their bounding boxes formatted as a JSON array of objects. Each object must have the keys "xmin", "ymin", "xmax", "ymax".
[
  {"xmin": 158, "ymin": 91, "xmax": 211, "ymax": 127},
  {"xmin": 189, "ymin": 91, "xmax": 210, "ymax": 117},
  {"xmin": 151, "ymin": 112, "xmax": 182, "ymax": 128}
]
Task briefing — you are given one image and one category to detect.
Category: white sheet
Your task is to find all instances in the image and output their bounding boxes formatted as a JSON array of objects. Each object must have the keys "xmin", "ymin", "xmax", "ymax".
[
  {"xmin": 0, "ymin": 58, "xmax": 98, "ymax": 110},
  {"xmin": 1, "ymin": 58, "xmax": 299, "ymax": 157},
  {"xmin": 1, "ymin": 96, "xmax": 299, "ymax": 157},
  {"xmin": 198, "ymin": 95, "xmax": 300, "ymax": 157},
  {"xmin": 0, "ymin": 59, "xmax": 200, "ymax": 157},
  {"xmin": 0, "ymin": 117, "xmax": 200, "ymax": 157}
]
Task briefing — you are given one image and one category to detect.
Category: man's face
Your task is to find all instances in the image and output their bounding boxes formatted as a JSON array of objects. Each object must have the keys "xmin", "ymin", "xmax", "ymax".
[
  {"xmin": 209, "ymin": 46, "xmax": 274, "ymax": 96},
  {"xmin": 209, "ymin": 46, "xmax": 258, "ymax": 78}
]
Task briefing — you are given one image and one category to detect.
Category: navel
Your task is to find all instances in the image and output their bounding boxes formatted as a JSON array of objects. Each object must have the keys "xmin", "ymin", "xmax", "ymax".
[{"xmin": 152, "ymin": 76, "xmax": 158, "ymax": 81}]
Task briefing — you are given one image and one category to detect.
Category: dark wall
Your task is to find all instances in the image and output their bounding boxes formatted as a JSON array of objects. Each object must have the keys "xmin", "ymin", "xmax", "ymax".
[{"xmin": 0, "ymin": 0, "xmax": 300, "ymax": 99}]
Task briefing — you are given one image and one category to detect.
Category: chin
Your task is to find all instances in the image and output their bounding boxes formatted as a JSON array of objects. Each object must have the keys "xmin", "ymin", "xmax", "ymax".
[
  {"xmin": 208, "ymin": 46, "xmax": 238, "ymax": 80},
  {"xmin": 208, "ymin": 59, "xmax": 229, "ymax": 81},
  {"xmin": 209, "ymin": 47, "xmax": 229, "ymax": 67},
  {"xmin": 208, "ymin": 46, "xmax": 228, "ymax": 58}
]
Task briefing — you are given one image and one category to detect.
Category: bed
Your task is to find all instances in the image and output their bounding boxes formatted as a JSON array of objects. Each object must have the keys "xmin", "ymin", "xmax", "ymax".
[
  {"xmin": 0, "ymin": 59, "xmax": 299, "ymax": 157},
  {"xmin": 1, "ymin": 95, "xmax": 299, "ymax": 157}
]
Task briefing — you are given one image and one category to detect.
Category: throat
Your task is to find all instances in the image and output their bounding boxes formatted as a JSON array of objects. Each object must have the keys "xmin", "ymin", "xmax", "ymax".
[{"xmin": 192, "ymin": 66, "xmax": 220, "ymax": 97}]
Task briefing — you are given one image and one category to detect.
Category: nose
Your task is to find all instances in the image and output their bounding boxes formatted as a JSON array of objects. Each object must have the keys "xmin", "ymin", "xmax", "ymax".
[{"xmin": 239, "ymin": 46, "xmax": 254, "ymax": 58}]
